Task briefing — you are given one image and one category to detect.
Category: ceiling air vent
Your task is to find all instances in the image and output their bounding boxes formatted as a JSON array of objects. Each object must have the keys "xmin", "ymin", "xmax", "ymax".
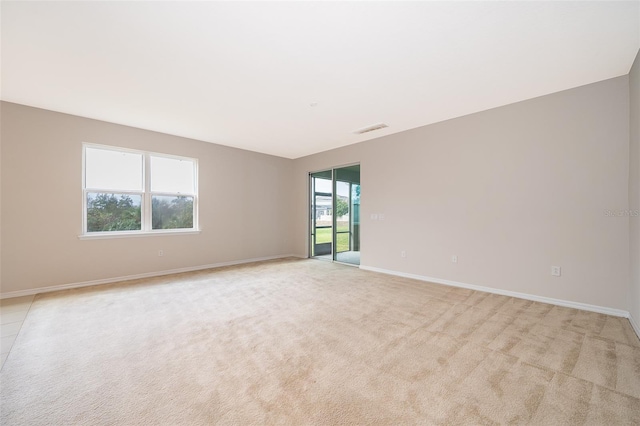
[{"xmin": 353, "ymin": 123, "xmax": 388, "ymax": 135}]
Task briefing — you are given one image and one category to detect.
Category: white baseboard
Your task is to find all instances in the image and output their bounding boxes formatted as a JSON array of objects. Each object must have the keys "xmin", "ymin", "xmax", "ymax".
[
  {"xmin": 359, "ymin": 264, "xmax": 631, "ymax": 319},
  {"xmin": 4, "ymin": 257, "xmax": 638, "ymax": 342},
  {"xmin": 0, "ymin": 254, "xmax": 297, "ymax": 299}
]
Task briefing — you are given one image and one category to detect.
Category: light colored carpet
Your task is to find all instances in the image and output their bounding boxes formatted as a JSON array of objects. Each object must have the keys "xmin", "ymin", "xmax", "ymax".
[{"xmin": 1, "ymin": 258, "xmax": 639, "ymax": 425}]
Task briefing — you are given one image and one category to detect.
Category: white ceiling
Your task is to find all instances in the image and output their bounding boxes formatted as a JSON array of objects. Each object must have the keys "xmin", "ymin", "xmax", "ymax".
[{"xmin": 2, "ymin": 1, "xmax": 639, "ymax": 159}]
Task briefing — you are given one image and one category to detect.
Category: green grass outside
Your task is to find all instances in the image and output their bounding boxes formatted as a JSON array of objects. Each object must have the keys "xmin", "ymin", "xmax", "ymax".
[{"xmin": 314, "ymin": 223, "xmax": 350, "ymax": 253}]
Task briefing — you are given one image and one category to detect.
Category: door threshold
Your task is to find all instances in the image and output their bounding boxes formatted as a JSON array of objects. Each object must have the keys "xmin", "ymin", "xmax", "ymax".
[
  {"xmin": 334, "ymin": 261, "xmax": 359, "ymax": 267},
  {"xmin": 309, "ymin": 257, "xmax": 360, "ymax": 267}
]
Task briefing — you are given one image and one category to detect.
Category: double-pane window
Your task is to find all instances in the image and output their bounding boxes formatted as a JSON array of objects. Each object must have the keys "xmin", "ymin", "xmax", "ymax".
[{"xmin": 83, "ymin": 145, "xmax": 197, "ymax": 235}]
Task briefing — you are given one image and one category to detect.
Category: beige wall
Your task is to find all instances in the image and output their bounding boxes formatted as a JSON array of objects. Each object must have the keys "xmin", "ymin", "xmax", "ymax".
[
  {"xmin": 1, "ymin": 74, "xmax": 635, "ymax": 315},
  {"xmin": 630, "ymin": 49, "xmax": 640, "ymax": 325},
  {"xmin": 1, "ymin": 102, "xmax": 294, "ymax": 294},
  {"xmin": 293, "ymin": 76, "xmax": 631, "ymax": 311}
]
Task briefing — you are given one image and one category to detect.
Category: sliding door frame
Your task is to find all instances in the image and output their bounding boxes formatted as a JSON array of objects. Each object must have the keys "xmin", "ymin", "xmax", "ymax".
[
  {"xmin": 308, "ymin": 162, "xmax": 360, "ymax": 264},
  {"xmin": 309, "ymin": 169, "xmax": 334, "ymax": 259}
]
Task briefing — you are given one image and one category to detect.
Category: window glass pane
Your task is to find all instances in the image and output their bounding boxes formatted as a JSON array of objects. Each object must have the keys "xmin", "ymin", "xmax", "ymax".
[
  {"xmin": 314, "ymin": 177, "xmax": 332, "ymax": 194},
  {"xmin": 85, "ymin": 148, "xmax": 143, "ymax": 191},
  {"xmin": 152, "ymin": 195, "xmax": 193, "ymax": 230},
  {"xmin": 151, "ymin": 156, "xmax": 194, "ymax": 194},
  {"xmin": 86, "ymin": 193, "xmax": 142, "ymax": 232}
]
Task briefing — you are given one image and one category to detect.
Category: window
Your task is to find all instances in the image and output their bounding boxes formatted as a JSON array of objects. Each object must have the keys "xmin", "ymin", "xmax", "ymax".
[{"xmin": 83, "ymin": 144, "xmax": 198, "ymax": 236}]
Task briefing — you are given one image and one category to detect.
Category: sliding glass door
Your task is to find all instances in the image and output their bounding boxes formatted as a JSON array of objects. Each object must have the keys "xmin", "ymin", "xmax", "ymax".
[
  {"xmin": 309, "ymin": 165, "xmax": 360, "ymax": 265},
  {"xmin": 310, "ymin": 170, "xmax": 333, "ymax": 259}
]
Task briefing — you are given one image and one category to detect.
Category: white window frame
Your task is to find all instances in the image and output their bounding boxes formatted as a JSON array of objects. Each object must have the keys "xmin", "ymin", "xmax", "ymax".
[{"xmin": 80, "ymin": 143, "xmax": 199, "ymax": 239}]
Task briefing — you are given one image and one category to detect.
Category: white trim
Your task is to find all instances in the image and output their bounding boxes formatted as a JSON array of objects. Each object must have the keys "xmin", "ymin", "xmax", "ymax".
[
  {"xmin": 144, "ymin": 152, "xmax": 151, "ymax": 229},
  {"xmin": 0, "ymin": 254, "xmax": 296, "ymax": 299},
  {"xmin": 78, "ymin": 230, "xmax": 201, "ymax": 240},
  {"xmin": 4, "ymin": 255, "xmax": 636, "ymax": 341},
  {"xmin": 629, "ymin": 313, "xmax": 640, "ymax": 339},
  {"xmin": 359, "ymin": 264, "xmax": 630, "ymax": 318}
]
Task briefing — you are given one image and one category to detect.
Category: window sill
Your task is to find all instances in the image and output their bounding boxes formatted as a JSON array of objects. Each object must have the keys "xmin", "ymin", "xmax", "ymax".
[{"xmin": 78, "ymin": 230, "xmax": 201, "ymax": 240}]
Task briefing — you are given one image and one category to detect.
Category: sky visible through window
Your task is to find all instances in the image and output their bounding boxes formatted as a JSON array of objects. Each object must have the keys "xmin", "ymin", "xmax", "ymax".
[
  {"xmin": 85, "ymin": 148, "xmax": 142, "ymax": 190},
  {"xmin": 151, "ymin": 156, "xmax": 194, "ymax": 194}
]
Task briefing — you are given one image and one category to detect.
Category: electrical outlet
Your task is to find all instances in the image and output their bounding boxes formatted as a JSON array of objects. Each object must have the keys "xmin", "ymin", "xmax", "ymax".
[
  {"xmin": 451, "ymin": 255, "xmax": 458, "ymax": 263},
  {"xmin": 551, "ymin": 266, "xmax": 561, "ymax": 277},
  {"xmin": 401, "ymin": 250, "xmax": 406, "ymax": 258},
  {"xmin": 371, "ymin": 213, "xmax": 378, "ymax": 220},
  {"xmin": 378, "ymin": 214, "xmax": 385, "ymax": 221},
  {"xmin": 158, "ymin": 250, "xmax": 164, "ymax": 257}
]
